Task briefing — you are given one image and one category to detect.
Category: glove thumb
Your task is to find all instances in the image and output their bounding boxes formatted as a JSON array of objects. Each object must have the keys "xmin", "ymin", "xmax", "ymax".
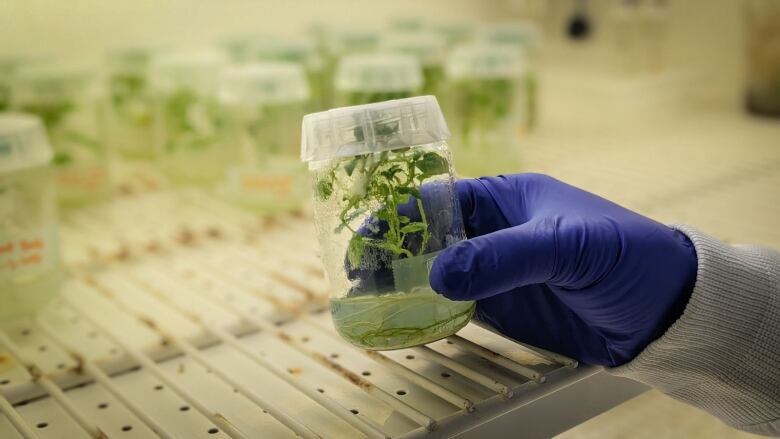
[{"xmin": 429, "ymin": 218, "xmax": 558, "ymax": 301}]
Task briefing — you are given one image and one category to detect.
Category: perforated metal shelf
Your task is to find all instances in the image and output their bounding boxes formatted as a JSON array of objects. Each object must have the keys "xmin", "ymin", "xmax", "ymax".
[{"xmin": 0, "ymin": 184, "xmax": 647, "ymax": 439}]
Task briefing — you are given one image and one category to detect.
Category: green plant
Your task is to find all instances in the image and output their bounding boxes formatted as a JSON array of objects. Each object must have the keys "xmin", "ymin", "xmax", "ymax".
[
  {"xmin": 109, "ymin": 72, "xmax": 152, "ymax": 127},
  {"xmin": 20, "ymin": 101, "xmax": 101, "ymax": 166},
  {"xmin": 451, "ymin": 78, "xmax": 515, "ymax": 145},
  {"xmin": 316, "ymin": 144, "xmax": 449, "ymax": 270},
  {"xmin": 162, "ymin": 88, "xmax": 220, "ymax": 153}
]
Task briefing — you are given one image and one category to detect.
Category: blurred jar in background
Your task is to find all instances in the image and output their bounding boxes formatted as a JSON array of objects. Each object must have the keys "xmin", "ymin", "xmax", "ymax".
[
  {"xmin": 0, "ymin": 56, "xmax": 26, "ymax": 112},
  {"xmin": 150, "ymin": 51, "xmax": 227, "ymax": 185},
  {"xmin": 745, "ymin": 0, "xmax": 780, "ymax": 117},
  {"xmin": 104, "ymin": 46, "xmax": 157, "ymax": 160},
  {"xmin": 433, "ymin": 22, "xmax": 474, "ymax": 49},
  {"xmin": 0, "ymin": 114, "xmax": 61, "ymax": 321},
  {"xmin": 253, "ymin": 38, "xmax": 327, "ymax": 111},
  {"xmin": 479, "ymin": 21, "xmax": 540, "ymax": 129},
  {"xmin": 13, "ymin": 65, "xmax": 108, "ymax": 207},
  {"xmin": 217, "ymin": 62, "xmax": 310, "ymax": 213},
  {"xmin": 323, "ymin": 28, "xmax": 381, "ymax": 107},
  {"xmin": 381, "ymin": 32, "xmax": 447, "ymax": 97},
  {"xmin": 444, "ymin": 44, "xmax": 527, "ymax": 177},
  {"xmin": 335, "ymin": 54, "xmax": 422, "ymax": 106}
]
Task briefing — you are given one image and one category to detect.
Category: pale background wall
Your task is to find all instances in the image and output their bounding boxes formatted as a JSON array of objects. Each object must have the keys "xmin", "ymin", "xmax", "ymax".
[{"xmin": 0, "ymin": 0, "xmax": 744, "ymax": 108}]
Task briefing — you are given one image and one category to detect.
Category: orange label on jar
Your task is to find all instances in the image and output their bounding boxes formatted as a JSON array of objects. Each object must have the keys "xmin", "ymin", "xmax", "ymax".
[
  {"xmin": 0, "ymin": 229, "xmax": 57, "ymax": 275},
  {"xmin": 56, "ymin": 166, "xmax": 107, "ymax": 191},
  {"xmin": 240, "ymin": 174, "xmax": 293, "ymax": 195}
]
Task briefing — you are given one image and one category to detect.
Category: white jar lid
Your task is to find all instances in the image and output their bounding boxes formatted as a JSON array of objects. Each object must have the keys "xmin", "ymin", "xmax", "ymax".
[
  {"xmin": 0, "ymin": 113, "xmax": 53, "ymax": 173},
  {"xmin": 301, "ymin": 95, "xmax": 449, "ymax": 162},
  {"xmin": 327, "ymin": 28, "xmax": 380, "ymax": 55},
  {"xmin": 13, "ymin": 64, "xmax": 91, "ymax": 102},
  {"xmin": 381, "ymin": 32, "xmax": 446, "ymax": 67},
  {"xmin": 254, "ymin": 37, "xmax": 322, "ymax": 70},
  {"xmin": 336, "ymin": 54, "xmax": 422, "ymax": 93},
  {"xmin": 479, "ymin": 21, "xmax": 541, "ymax": 49},
  {"xmin": 150, "ymin": 50, "xmax": 226, "ymax": 93},
  {"xmin": 218, "ymin": 62, "xmax": 310, "ymax": 105},
  {"xmin": 445, "ymin": 44, "xmax": 526, "ymax": 80}
]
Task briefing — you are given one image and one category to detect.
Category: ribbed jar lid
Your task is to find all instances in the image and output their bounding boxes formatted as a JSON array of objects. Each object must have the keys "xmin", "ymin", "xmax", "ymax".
[
  {"xmin": 301, "ymin": 95, "xmax": 449, "ymax": 162},
  {"xmin": 218, "ymin": 62, "xmax": 310, "ymax": 105}
]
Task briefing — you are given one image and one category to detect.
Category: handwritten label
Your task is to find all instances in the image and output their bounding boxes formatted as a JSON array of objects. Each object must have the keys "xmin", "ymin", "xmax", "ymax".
[{"xmin": 0, "ymin": 228, "xmax": 57, "ymax": 277}]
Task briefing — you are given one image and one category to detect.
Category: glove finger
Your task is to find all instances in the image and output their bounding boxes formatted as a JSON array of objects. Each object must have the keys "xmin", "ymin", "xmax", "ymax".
[
  {"xmin": 429, "ymin": 218, "xmax": 557, "ymax": 301},
  {"xmin": 454, "ymin": 178, "xmax": 513, "ymax": 237}
]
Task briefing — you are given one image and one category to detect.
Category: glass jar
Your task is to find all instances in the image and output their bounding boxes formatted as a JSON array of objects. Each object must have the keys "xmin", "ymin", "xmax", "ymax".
[
  {"xmin": 479, "ymin": 22, "xmax": 540, "ymax": 130},
  {"xmin": 150, "ymin": 51, "xmax": 228, "ymax": 185},
  {"xmin": 0, "ymin": 56, "xmax": 24, "ymax": 112},
  {"xmin": 301, "ymin": 96, "xmax": 475, "ymax": 350},
  {"xmin": 218, "ymin": 62, "xmax": 310, "ymax": 212},
  {"xmin": 381, "ymin": 32, "xmax": 447, "ymax": 97},
  {"xmin": 13, "ymin": 65, "xmax": 108, "ymax": 206},
  {"xmin": 335, "ymin": 54, "xmax": 423, "ymax": 106},
  {"xmin": 444, "ymin": 44, "xmax": 527, "ymax": 177},
  {"xmin": 104, "ymin": 46, "xmax": 158, "ymax": 160},
  {"xmin": 0, "ymin": 114, "xmax": 61, "ymax": 321},
  {"xmin": 744, "ymin": 0, "xmax": 780, "ymax": 117},
  {"xmin": 254, "ymin": 38, "xmax": 327, "ymax": 111}
]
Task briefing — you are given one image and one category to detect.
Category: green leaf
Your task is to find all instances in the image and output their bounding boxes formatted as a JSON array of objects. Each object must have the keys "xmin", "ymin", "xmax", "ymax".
[
  {"xmin": 335, "ymin": 207, "xmax": 367, "ymax": 233},
  {"xmin": 316, "ymin": 179, "xmax": 333, "ymax": 200},
  {"xmin": 344, "ymin": 156, "xmax": 362, "ymax": 176},
  {"xmin": 347, "ymin": 234, "xmax": 366, "ymax": 268},
  {"xmin": 398, "ymin": 186, "xmax": 422, "ymax": 200},
  {"xmin": 398, "ymin": 215, "xmax": 410, "ymax": 224},
  {"xmin": 416, "ymin": 152, "xmax": 448, "ymax": 177},
  {"xmin": 400, "ymin": 222, "xmax": 426, "ymax": 234}
]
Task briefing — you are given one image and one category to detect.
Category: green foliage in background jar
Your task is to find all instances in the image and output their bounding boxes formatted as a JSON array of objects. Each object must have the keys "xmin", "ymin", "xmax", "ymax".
[
  {"xmin": 19, "ymin": 100, "xmax": 100, "ymax": 167},
  {"xmin": 162, "ymin": 87, "xmax": 221, "ymax": 153},
  {"xmin": 109, "ymin": 72, "xmax": 152, "ymax": 127},
  {"xmin": 451, "ymin": 78, "xmax": 515, "ymax": 144}
]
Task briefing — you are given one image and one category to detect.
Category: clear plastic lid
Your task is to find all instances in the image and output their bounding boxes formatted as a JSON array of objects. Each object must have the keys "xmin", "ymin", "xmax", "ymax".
[
  {"xmin": 0, "ymin": 113, "xmax": 53, "ymax": 173},
  {"xmin": 336, "ymin": 54, "xmax": 422, "ymax": 93},
  {"xmin": 106, "ymin": 45, "xmax": 162, "ymax": 72},
  {"xmin": 254, "ymin": 37, "xmax": 324, "ymax": 71},
  {"xmin": 327, "ymin": 28, "xmax": 380, "ymax": 54},
  {"xmin": 445, "ymin": 44, "xmax": 526, "ymax": 80},
  {"xmin": 433, "ymin": 22, "xmax": 473, "ymax": 45},
  {"xmin": 218, "ymin": 62, "xmax": 310, "ymax": 105},
  {"xmin": 150, "ymin": 51, "xmax": 226, "ymax": 93},
  {"xmin": 301, "ymin": 95, "xmax": 449, "ymax": 162},
  {"xmin": 381, "ymin": 32, "xmax": 446, "ymax": 67},
  {"xmin": 13, "ymin": 64, "xmax": 91, "ymax": 95},
  {"xmin": 479, "ymin": 22, "xmax": 540, "ymax": 49}
]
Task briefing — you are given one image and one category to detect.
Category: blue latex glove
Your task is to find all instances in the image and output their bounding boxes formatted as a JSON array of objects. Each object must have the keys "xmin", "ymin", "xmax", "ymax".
[{"xmin": 429, "ymin": 174, "xmax": 698, "ymax": 367}]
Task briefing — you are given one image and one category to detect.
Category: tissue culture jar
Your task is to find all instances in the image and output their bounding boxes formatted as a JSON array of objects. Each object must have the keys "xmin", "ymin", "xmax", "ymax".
[
  {"xmin": 0, "ymin": 115, "xmax": 61, "ymax": 320},
  {"xmin": 221, "ymin": 101, "xmax": 308, "ymax": 211},
  {"xmin": 151, "ymin": 52, "xmax": 229, "ymax": 185},
  {"xmin": 304, "ymin": 97, "xmax": 475, "ymax": 350},
  {"xmin": 0, "ymin": 167, "xmax": 61, "ymax": 319},
  {"xmin": 13, "ymin": 66, "xmax": 108, "ymax": 205},
  {"xmin": 104, "ymin": 47, "xmax": 156, "ymax": 160}
]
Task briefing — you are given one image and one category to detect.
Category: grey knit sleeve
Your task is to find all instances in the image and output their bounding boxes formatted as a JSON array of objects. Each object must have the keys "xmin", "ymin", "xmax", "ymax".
[{"xmin": 608, "ymin": 226, "xmax": 779, "ymax": 436}]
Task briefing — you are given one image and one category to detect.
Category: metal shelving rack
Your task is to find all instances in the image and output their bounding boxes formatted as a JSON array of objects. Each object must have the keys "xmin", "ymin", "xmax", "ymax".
[{"xmin": 0, "ymin": 182, "xmax": 646, "ymax": 439}]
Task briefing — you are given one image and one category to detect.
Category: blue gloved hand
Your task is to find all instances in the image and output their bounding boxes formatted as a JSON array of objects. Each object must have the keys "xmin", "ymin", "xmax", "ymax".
[{"xmin": 429, "ymin": 174, "xmax": 698, "ymax": 367}]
